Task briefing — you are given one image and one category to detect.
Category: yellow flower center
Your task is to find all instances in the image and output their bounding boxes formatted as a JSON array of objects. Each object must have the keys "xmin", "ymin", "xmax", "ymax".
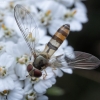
[
  {"xmin": 31, "ymin": 77, "xmax": 39, "ymax": 84},
  {"xmin": 0, "ymin": 67, "xmax": 7, "ymax": 77},
  {"xmin": 17, "ymin": 55, "xmax": 28, "ymax": 64},
  {"xmin": 0, "ymin": 13, "xmax": 4, "ymax": 22},
  {"xmin": 0, "ymin": 90, "xmax": 9, "ymax": 96},
  {"xmin": 27, "ymin": 32, "xmax": 35, "ymax": 42},
  {"xmin": 1, "ymin": 24, "xmax": 14, "ymax": 37},
  {"xmin": 26, "ymin": 91, "xmax": 37, "ymax": 100},
  {"xmin": 1, "ymin": 24, "xmax": 6, "ymax": 30},
  {"xmin": 9, "ymin": 1, "xmax": 14, "ymax": 9},
  {"xmin": 40, "ymin": 10, "xmax": 52, "ymax": 26},
  {"xmin": 45, "ymin": 10, "xmax": 51, "ymax": 16},
  {"xmin": 64, "ymin": 10, "xmax": 77, "ymax": 18},
  {"xmin": 0, "ymin": 46, "xmax": 3, "ymax": 50}
]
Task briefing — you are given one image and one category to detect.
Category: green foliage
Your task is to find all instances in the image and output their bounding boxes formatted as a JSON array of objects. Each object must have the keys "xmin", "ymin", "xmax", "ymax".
[{"xmin": 47, "ymin": 86, "xmax": 65, "ymax": 96}]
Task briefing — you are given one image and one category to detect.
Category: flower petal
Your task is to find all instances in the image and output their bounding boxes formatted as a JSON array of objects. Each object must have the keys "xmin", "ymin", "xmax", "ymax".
[
  {"xmin": 34, "ymin": 77, "xmax": 56, "ymax": 93},
  {"xmin": 37, "ymin": 95, "xmax": 48, "ymax": 100},
  {"xmin": 60, "ymin": 67, "xmax": 73, "ymax": 74}
]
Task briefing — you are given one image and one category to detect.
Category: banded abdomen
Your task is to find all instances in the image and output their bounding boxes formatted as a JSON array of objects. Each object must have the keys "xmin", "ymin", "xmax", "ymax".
[{"xmin": 43, "ymin": 24, "xmax": 70, "ymax": 57}]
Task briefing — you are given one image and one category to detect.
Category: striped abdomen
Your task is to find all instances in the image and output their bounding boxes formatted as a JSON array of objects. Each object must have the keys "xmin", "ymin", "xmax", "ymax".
[{"xmin": 43, "ymin": 24, "xmax": 70, "ymax": 57}]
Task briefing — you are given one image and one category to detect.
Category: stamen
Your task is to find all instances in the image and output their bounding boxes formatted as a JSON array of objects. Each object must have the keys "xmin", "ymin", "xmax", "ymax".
[
  {"xmin": 31, "ymin": 77, "xmax": 39, "ymax": 84},
  {"xmin": 28, "ymin": 32, "xmax": 35, "ymax": 42},
  {"xmin": 0, "ymin": 67, "xmax": 7, "ymax": 77},
  {"xmin": 64, "ymin": 10, "xmax": 77, "ymax": 18},
  {"xmin": 40, "ymin": 10, "xmax": 52, "ymax": 26},
  {"xmin": 41, "ymin": 18, "xmax": 45, "ymax": 23},
  {"xmin": 26, "ymin": 91, "xmax": 37, "ymax": 100},
  {"xmin": 0, "ymin": 90, "xmax": 9, "ymax": 95},
  {"xmin": 17, "ymin": 55, "xmax": 28, "ymax": 64},
  {"xmin": 9, "ymin": 1, "xmax": 14, "ymax": 8},
  {"xmin": 45, "ymin": 10, "xmax": 51, "ymax": 16},
  {"xmin": 71, "ymin": 10, "xmax": 77, "ymax": 16},
  {"xmin": 1, "ymin": 24, "xmax": 6, "ymax": 30},
  {"xmin": 5, "ymin": 31, "xmax": 11, "ymax": 36},
  {"xmin": 1, "ymin": 24, "xmax": 15, "ymax": 37}
]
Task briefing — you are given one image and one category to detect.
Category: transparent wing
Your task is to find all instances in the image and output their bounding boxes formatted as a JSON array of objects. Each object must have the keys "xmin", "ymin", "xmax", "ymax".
[
  {"xmin": 65, "ymin": 51, "xmax": 100, "ymax": 69},
  {"xmin": 14, "ymin": 4, "xmax": 39, "ymax": 54}
]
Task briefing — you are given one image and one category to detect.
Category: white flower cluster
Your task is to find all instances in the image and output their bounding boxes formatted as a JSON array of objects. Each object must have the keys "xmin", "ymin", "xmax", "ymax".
[
  {"xmin": 34, "ymin": 0, "xmax": 88, "ymax": 34},
  {"xmin": 0, "ymin": 0, "xmax": 87, "ymax": 100}
]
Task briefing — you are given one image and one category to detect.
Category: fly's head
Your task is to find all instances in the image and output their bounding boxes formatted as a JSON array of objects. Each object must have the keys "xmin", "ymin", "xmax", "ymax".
[{"xmin": 27, "ymin": 64, "xmax": 42, "ymax": 77}]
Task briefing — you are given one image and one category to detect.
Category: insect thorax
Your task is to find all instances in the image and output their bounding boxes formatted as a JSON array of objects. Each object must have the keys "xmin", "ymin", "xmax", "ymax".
[{"xmin": 33, "ymin": 53, "xmax": 49, "ymax": 70}]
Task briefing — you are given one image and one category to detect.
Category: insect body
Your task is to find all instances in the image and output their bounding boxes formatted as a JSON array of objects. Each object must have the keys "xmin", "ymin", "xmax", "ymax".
[
  {"xmin": 14, "ymin": 4, "xmax": 100, "ymax": 78},
  {"xmin": 33, "ymin": 24, "xmax": 70, "ymax": 70},
  {"xmin": 28, "ymin": 24, "xmax": 70, "ymax": 77}
]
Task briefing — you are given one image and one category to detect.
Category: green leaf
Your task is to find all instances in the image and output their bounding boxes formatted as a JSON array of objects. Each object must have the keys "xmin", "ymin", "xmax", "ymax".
[{"xmin": 47, "ymin": 86, "xmax": 65, "ymax": 96}]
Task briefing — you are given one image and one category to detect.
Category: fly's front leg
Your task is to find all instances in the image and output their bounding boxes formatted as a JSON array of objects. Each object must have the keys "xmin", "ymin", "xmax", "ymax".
[
  {"xmin": 26, "ymin": 70, "xmax": 31, "ymax": 78},
  {"xmin": 33, "ymin": 53, "xmax": 37, "ymax": 59},
  {"xmin": 26, "ymin": 74, "xmax": 30, "ymax": 78}
]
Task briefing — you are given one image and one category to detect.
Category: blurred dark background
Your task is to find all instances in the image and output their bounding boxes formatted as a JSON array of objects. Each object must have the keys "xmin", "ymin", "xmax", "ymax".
[{"xmin": 48, "ymin": 0, "xmax": 100, "ymax": 100}]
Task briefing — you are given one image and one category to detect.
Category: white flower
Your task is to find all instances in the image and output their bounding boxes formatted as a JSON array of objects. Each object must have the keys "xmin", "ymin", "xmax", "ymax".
[
  {"xmin": 56, "ymin": 7, "xmax": 88, "ymax": 31},
  {"xmin": 7, "ymin": 80, "xmax": 24, "ymax": 100},
  {"xmin": 0, "ymin": 80, "xmax": 24, "ymax": 100},
  {"xmin": 0, "ymin": 1, "xmax": 15, "ymax": 16},
  {"xmin": 0, "ymin": 22, "xmax": 19, "ymax": 43},
  {"xmin": 35, "ymin": 0, "xmax": 67, "ymax": 35},
  {"xmin": 64, "ymin": 46, "xmax": 75, "ymax": 59},
  {"xmin": 0, "ymin": 0, "xmax": 37, "ymax": 16},
  {"xmin": 23, "ymin": 78, "xmax": 48, "ymax": 100},
  {"xmin": 6, "ymin": 41, "xmax": 30, "ymax": 80},
  {"xmin": 0, "ymin": 53, "xmax": 17, "ymax": 92},
  {"xmin": 0, "ymin": 41, "xmax": 14, "ymax": 55},
  {"xmin": 55, "ymin": 0, "xmax": 74, "ymax": 7},
  {"xmin": 0, "ymin": 9, "xmax": 5, "ymax": 25},
  {"xmin": 75, "ymin": 1, "xmax": 87, "ymax": 13},
  {"xmin": 34, "ymin": 76, "xmax": 56, "ymax": 94},
  {"xmin": 35, "ymin": 0, "xmax": 88, "ymax": 33},
  {"xmin": 0, "ymin": 95, "xmax": 7, "ymax": 100},
  {"xmin": 55, "ymin": 0, "xmax": 87, "ymax": 9},
  {"xmin": 0, "ymin": 42, "xmax": 6, "ymax": 55}
]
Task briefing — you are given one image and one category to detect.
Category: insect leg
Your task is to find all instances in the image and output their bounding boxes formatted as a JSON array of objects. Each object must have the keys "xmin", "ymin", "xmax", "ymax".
[{"xmin": 43, "ymin": 69, "xmax": 47, "ymax": 80}]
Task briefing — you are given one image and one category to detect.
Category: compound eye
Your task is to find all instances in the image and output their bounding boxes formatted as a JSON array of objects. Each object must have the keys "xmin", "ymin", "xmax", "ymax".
[
  {"xmin": 27, "ymin": 64, "xmax": 33, "ymax": 72},
  {"xmin": 34, "ymin": 69, "xmax": 42, "ymax": 77}
]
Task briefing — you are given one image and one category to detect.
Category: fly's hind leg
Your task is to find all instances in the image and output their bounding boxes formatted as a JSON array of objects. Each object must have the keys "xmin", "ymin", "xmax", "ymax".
[
  {"xmin": 43, "ymin": 69, "xmax": 47, "ymax": 79},
  {"xmin": 52, "ymin": 67, "xmax": 57, "ymax": 76},
  {"xmin": 41, "ymin": 66, "xmax": 47, "ymax": 80}
]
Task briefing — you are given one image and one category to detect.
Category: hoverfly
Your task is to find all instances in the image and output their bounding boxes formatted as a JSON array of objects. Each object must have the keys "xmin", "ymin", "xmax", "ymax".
[{"xmin": 14, "ymin": 4, "xmax": 100, "ymax": 78}]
